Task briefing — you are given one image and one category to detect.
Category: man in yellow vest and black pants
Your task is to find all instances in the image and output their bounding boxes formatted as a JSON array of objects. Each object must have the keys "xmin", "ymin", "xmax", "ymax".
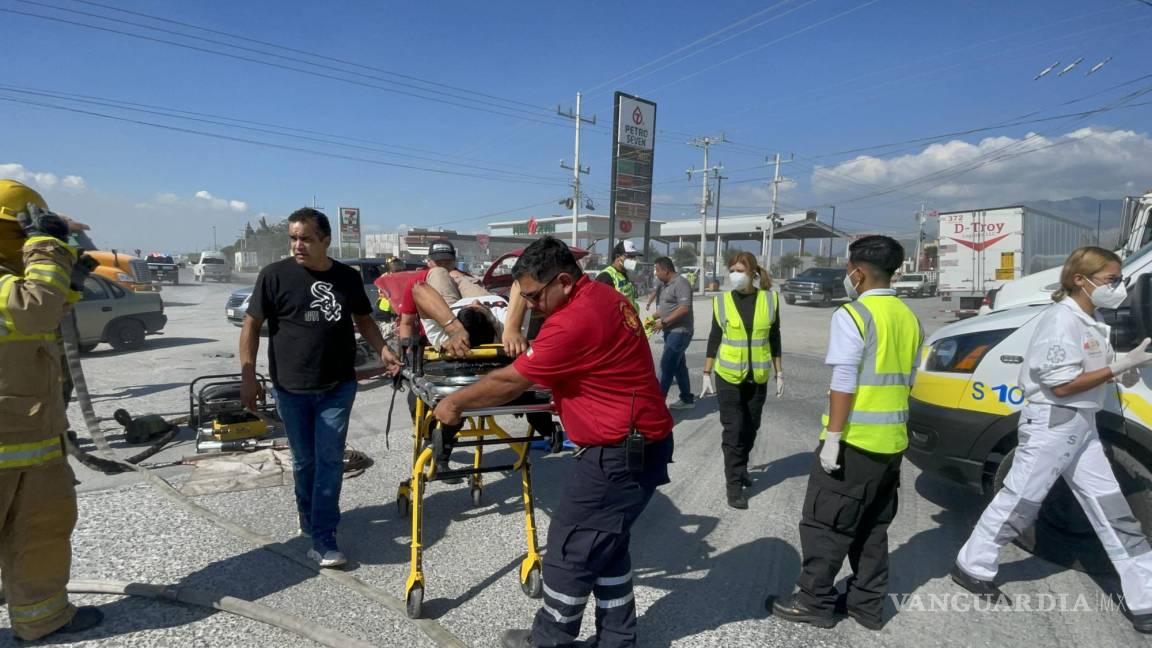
[
  {"xmin": 596, "ymin": 239, "xmax": 639, "ymax": 311},
  {"xmin": 0, "ymin": 180, "xmax": 104, "ymax": 641},
  {"xmin": 772, "ymin": 235, "xmax": 922, "ymax": 631}
]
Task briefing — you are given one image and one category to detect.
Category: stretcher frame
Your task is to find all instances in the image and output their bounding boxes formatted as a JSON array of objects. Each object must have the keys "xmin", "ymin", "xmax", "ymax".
[{"xmin": 395, "ymin": 342, "xmax": 551, "ymax": 619}]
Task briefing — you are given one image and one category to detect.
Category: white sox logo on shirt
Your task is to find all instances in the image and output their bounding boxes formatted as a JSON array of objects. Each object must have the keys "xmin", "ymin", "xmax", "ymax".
[{"xmin": 309, "ymin": 281, "xmax": 342, "ymax": 322}]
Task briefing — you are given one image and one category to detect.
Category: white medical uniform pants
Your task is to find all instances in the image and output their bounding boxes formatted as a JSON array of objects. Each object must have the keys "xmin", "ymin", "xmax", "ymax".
[{"xmin": 956, "ymin": 402, "xmax": 1152, "ymax": 613}]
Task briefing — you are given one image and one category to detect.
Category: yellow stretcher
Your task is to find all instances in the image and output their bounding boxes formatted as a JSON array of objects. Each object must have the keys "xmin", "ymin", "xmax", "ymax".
[{"xmin": 395, "ymin": 343, "xmax": 554, "ymax": 619}]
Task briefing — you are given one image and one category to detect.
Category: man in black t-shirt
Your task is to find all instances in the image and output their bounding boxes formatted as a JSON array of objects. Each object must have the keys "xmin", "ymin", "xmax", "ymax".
[{"xmin": 240, "ymin": 208, "xmax": 392, "ymax": 569}]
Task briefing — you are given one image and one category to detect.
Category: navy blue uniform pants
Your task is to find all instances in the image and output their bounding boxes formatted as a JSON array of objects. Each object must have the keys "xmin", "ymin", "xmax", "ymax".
[{"xmin": 532, "ymin": 438, "xmax": 672, "ymax": 648}]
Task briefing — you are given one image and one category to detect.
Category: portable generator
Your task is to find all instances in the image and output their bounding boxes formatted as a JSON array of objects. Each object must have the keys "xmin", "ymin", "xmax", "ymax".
[{"xmin": 190, "ymin": 373, "xmax": 282, "ymax": 453}]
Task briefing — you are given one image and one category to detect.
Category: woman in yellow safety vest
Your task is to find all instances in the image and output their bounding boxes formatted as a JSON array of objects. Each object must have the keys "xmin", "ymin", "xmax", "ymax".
[{"xmin": 701, "ymin": 251, "xmax": 783, "ymax": 510}]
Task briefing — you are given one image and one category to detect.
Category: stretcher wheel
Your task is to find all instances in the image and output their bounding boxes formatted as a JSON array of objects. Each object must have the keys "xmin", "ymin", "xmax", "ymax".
[
  {"xmin": 397, "ymin": 493, "xmax": 410, "ymax": 518},
  {"xmin": 521, "ymin": 565, "xmax": 542, "ymax": 598},
  {"xmin": 406, "ymin": 584, "xmax": 424, "ymax": 619},
  {"xmin": 471, "ymin": 486, "xmax": 482, "ymax": 507}
]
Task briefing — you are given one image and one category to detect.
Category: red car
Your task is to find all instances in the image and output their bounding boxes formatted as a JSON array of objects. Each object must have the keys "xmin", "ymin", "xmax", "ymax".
[{"xmin": 374, "ymin": 246, "xmax": 590, "ymax": 310}]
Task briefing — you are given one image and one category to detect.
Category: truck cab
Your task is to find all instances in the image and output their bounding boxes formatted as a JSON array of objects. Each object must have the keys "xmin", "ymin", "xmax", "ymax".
[
  {"xmin": 68, "ymin": 228, "xmax": 156, "ymax": 292},
  {"xmin": 908, "ymin": 240, "xmax": 1152, "ymax": 573}
]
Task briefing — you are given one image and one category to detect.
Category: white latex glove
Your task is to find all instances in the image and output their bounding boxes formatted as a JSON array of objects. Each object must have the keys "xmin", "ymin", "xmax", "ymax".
[
  {"xmin": 700, "ymin": 371, "xmax": 716, "ymax": 397},
  {"xmin": 1111, "ymin": 338, "xmax": 1152, "ymax": 376},
  {"xmin": 775, "ymin": 373, "xmax": 785, "ymax": 398},
  {"xmin": 819, "ymin": 432, "xmax": 842, "ymax": 473}
]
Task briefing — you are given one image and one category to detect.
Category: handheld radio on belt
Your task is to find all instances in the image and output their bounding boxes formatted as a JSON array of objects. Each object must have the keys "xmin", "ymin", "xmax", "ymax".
[{"xmin": 625, "ymin": 391, "xmax": 644, "ymax": 472}]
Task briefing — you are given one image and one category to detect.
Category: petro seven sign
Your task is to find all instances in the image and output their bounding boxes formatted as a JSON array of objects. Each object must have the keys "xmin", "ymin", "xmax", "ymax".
[{"xmin": 609, "ymin": 92, "xmax": 656, "ymax": 260}]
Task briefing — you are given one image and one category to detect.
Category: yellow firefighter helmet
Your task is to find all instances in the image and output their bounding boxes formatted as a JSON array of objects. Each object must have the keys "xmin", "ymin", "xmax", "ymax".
[{"xmin": 0, "ymin": 179, "xmax": 48, "ymax": 222}]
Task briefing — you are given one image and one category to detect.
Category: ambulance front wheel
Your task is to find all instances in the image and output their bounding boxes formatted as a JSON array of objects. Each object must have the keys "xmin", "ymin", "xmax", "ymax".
[
  {"xmin": 521, "ymin": 565, "xmax": 542, "ymax": 598},
  {"xmin": 406, "ymin": 584, "xmax": 424, "ymax": 619},
  {"xmin": 992, "ymin": 441, "xmax": 1152, "ymax": 575}
]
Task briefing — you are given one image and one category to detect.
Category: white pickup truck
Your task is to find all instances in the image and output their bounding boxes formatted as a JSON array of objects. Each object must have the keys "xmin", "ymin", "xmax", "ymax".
[
  {"xmin": 192, "ymin": 251, "xmax": 231, "ymax": 283},
  {"xmin": 892, "ymin": 272, "xmax": 937, "ymax": 298}
]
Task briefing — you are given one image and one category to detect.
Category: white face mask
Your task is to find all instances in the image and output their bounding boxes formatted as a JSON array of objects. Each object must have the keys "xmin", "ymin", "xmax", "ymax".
[
  {"xmin": 729, "ymin": 271, "xmax": 751, "ymax": 290},
  {"xmin": 623, "ymin": 258, "xmax": 638, "ymax": 272},
  {"xmin": 843, "ymin": 268, "xmax": 862, "ymax": 300},
  {"xmin": 1085, "ymin": 277, "xmax": 1127, "ymax": 310}
]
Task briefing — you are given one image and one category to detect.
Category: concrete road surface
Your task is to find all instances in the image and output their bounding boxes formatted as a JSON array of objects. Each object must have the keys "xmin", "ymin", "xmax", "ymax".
[{"xmin": 5, "ymin": 271, "xmax": 1148, "ymax": 647}]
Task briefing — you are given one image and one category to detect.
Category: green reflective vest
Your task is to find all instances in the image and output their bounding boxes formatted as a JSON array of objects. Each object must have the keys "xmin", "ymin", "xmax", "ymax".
[
  {"xmin": 603, "ymin": 265, "xmax": 637, "ymax": 311},
  {"xmin": 713, "ymin": 289, "xmax": 777, "ymax": 384},
  {"xmin": 821, "ymin": 294, "xmax": 923, "ymax": 454}
]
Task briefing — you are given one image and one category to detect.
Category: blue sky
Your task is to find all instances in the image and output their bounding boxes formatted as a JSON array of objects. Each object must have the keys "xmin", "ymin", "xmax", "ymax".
[{"xmin": 4, "ymin": 0, "xmax": 1152, "ymax": 253}]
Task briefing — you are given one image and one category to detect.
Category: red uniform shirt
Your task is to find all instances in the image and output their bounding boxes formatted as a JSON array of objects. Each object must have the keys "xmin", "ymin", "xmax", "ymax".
[
  {"xmin": 395, "ymin": 269, "xmax": 431, "ymax": 316},
  {"xmin": 514, "ymin": 276, "xmax": 673, "ymax": 446}
]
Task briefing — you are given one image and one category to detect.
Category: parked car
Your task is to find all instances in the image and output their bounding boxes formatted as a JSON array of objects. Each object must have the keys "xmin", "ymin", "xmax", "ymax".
[
  {"xmin": 481, "ymin": 247, "xmax": 590, "ymax": 297},
  {"xmin": 193, "ymin": 251, "xmax": 231, "ymax": 282},
  {"xmin": 892, "ymin": 272, "xmax": 936, "ymax": 298},
  {"xmin": 146, "ymin": 254, "xmax": 180, "ymax": 284},
  {"xmin": 781, "ymin": 267, "xmax": 847, "ymax": 306},
  {"xmin": 226, "ymin": 258, "xmax": 392, "ymax": 326},
  {"xmin": 75, "ymin": 275, "xmax": 167, "ymax": 351}
]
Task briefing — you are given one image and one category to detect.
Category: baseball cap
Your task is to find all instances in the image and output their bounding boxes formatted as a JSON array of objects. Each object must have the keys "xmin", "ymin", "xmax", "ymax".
[
  {"xmin": 428, "ymin": 239, "xmax": 456, "ymax": 261},
  {"xmin": 614, "ymin": 240, "xmax": 640, "ymax": 257}
]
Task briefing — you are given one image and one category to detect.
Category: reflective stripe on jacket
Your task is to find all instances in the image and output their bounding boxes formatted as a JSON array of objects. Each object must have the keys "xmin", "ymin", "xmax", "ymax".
[
  {"xmin": 602, "ymin": 265, "xmax": 637, "ymax": 311},
  {"xmin": 713, "ymin": 289, "xmax": 777, "ymax": 384},
  {"xmin": 821, "ymin": 294, "xmax": 923, "ymax": 454},
  {"xmin": 0, "ymin": 235, "xmax": 77, "ymax": 471}
]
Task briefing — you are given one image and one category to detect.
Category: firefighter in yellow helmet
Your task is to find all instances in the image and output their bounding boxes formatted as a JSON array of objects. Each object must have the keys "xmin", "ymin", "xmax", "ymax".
[{"xmin": 0, "ymin": 179, "xmax": 103, "ymax": 641}]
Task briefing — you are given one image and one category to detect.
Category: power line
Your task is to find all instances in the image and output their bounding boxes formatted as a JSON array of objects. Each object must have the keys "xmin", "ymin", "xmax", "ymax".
[
  {"xmin": 0, "ymin": 94, "xmax": 572, "ymax": 187},
  {"xmin": 3, "ymin": 3, "xmax": 571, "ymax": 129},
  {"xmin": 585, "ymin": 0, "xmax": 816, "ymax": 95},
  {"xmin": 645, "ymin": 0, "xmax": 882, "ymax": 93},
  {"xmin": 0, "ymin": 83, "xmax": 564, "ymax": 181},
  {"xmin": 64, "ymin": 0, "xmax": 552, "ymax": 113}
]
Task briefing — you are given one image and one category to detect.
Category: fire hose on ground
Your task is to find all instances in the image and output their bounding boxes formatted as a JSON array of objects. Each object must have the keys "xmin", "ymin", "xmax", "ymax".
[{"xmin": 59, "ymin": 312, "xmax": 466, "ymax": 648}]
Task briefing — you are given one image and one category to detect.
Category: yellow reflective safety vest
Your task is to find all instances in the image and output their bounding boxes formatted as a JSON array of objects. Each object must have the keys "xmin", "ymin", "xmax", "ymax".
[
  {"xmin": 713, "ymin": 289, "xmax": 778, "ymax": 384},
  {"xmin": 0, "ymin": 236, "xmax": 78, "ymax": 472},
  {"xmin": 602, "ymin": 265, "xmax": 637, "ymax": 311},
  {"xmin": 821, "ymin": 294, "xmax": 923, "ymax": 454}
]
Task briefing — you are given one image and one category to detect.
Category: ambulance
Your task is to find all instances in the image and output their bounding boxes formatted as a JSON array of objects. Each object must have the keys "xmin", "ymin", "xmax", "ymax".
[{"xmin": 908, "ymin": 212, "xmax": 1152, "ymax": 574}]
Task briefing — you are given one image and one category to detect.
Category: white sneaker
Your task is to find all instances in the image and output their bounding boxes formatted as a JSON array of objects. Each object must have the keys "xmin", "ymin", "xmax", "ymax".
[
  {"xmin": 669, "ymin": 400, "xmax": 696, "ymax": 410},
  {"xmin": 306, "ymin": 548, "xmax": 347, "ymax": 569}
]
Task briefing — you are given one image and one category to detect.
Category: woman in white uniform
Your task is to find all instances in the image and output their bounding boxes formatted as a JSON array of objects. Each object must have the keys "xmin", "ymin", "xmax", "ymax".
[{"xmin": 952, "ymin": 246, "xmax": 1152, "ymax": 633}]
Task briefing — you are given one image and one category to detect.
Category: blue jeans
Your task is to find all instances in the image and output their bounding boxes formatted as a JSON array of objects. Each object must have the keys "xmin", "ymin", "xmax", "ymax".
[
  {"xmin": 274, "ymin": 380, "xmax": 357, "ymax": 552},
  {"xmin": 659, "ymin": 329, "xmax": 694, "ymax": 403}
]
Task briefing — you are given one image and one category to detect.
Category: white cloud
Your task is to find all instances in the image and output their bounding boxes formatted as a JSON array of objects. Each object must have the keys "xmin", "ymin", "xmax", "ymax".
[
  {"xmin": 0, "ymin": 163, "xmax": 87, "ymax": 192},
  {"xmin": 156, "ymin": 192, "xmax": 180, "ymax": 205},
  {"xmin": 191, "ymin": 189, "xmax": 249, "ymax": 213},
  {"xmin": 811, "ymin": 127, "xmax": 1152, "ymax": 206}
]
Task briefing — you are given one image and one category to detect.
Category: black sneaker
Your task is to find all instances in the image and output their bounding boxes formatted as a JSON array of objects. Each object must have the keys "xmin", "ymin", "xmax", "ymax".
[
  {"xmin": 1120, "ymin": 600, "xmax": 1152, "ymax": 634},
  {"xmin": 500, "ymin": 628, "xmax": 534, "ymax": 647},
  {"xmin": 834, "ymin": 592, "xmax": 884, "ymax": 630},
  {"xmin": 950, "ymin": 566, "xmax": 1012, "ymax": 606},
  {"xmin": 769, "ymin": 595, "xmax": 838, "ymax": 629}
]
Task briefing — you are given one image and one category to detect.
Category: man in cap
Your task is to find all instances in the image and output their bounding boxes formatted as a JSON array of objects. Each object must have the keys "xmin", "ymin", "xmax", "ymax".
[
  {"xmin": 0, "ymin": 179, "xmax": 103, "ymax": 641},
  {"xmin": 597, "ymin": 240, "xmax": 641, "ymax": 312},
  {"xmin": 396, "ymin": 238, "xmax": 488, "ymax": 342}
]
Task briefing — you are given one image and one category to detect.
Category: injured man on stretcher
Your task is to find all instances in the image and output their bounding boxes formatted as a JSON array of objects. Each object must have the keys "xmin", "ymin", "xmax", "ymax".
[{"xmin": 409, "ymin": 269, "xmax": 558, "ymax": 474}]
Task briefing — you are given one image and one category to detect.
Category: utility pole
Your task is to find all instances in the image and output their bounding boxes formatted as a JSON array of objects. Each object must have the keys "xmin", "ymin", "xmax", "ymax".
[
  {"xmin": 559, "ymin": 92, "xmax": 595, "ymax": 248},
  {"xmin": 828, "ymin": 205, "xmax": 837, "ymax": 263},
  {"xmin": 914, "ymin": 202, "xmax": 926, "ymax": 272},
  {"xmin": 212, "ymin": 226, "xmax": 217, "ymax": 251},
  {"xmin": 713, "ymin": 171, "xmax": 727, "ymax": 288},
  {"xmin": 687, "ymin": 134, "xmax": 725, "ymax": 292},
  {"xmin": 764, "ymin": 153, "xmax": 794, "ymax": 274}
]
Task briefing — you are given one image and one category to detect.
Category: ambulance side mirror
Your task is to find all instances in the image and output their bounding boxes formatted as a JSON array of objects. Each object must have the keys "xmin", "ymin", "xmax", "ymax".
[
  {"xmin": 1131, "ymin": 274, "xmax": 1152, "ymax": 342},
  {"xmin": 1109, "ymin": 274, "xmax": 1152, "ymax": 352}
]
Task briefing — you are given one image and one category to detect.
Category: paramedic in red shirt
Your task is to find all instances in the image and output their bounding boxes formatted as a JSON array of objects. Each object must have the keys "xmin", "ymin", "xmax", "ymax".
[{"xmin": 433, "ymin": 236, "xmax": 673, "ymax": 648}]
